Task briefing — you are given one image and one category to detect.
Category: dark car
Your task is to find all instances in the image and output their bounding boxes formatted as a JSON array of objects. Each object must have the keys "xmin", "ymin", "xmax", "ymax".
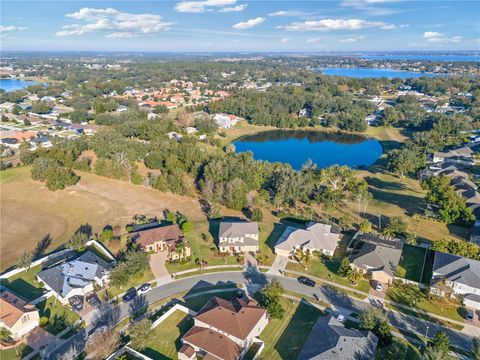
[
  {"xmin": 68, "ymin": 295, "xmax": 84, "ymax": 311},
  {"xmin": 123, "ymin": 288, "xmax": 137, "ymax": 302},
  {"xmin": 297, "ymin": 276, "xmax": 316, "ymax": 287},
  {"xmin": 86, "ymin": 294, "xmax": 101, "ymax": 308}
]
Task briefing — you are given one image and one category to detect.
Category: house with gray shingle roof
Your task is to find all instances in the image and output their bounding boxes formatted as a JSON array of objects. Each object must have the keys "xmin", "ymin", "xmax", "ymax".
[
  {"xmin": 297, "ymin": 315, "xmax": 378, "ymax": 360},
  {"xmin": 431, "ymin": 251, "xmax": 480, "ymax": 301},
  {"xmin": 36, "ymin": 251, "xmax": 110, "ymax": 304},
  {"xmin": 218, "ymin": 221, "xmax": 259, "ymax": 254},
  {"xmin": 274, "ymin": 222, "xmax": 340, "ymax": 257},
  {"xmin": 348, "ymin": 232, "xmax": 403, "ymax": 285}
]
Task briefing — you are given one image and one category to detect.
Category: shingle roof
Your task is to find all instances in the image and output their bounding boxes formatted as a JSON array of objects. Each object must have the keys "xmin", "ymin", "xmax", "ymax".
[
  {"xmin": 132, "ymin": 224, "xmax": 183, "ymax": 248},
  {"xmin": 348, "ymin": 233, "xmax": 403, "ymax": 277},
  {"xmin": 194, "ymin": 296, "xmax": 266, "ymax": 340},
  {"xmin": 275, "ymin": 222, "xmax": 340, "ymax": 253},
  {"xmin": 219, "ymin": 222, "xmax": 259, "ymax": 239},
  {"xmin": 0, "ymin": 289, "xmax": 38, "ymax": 328},
  {"xmin": 297, "ymin": 316, "xmax": 378, "ymax": 360},
  {"xmin": 182, "ymin": 326, "xmax": 242, "ymax": 360},
  {"xmin": 432, "ymin": 251, "xmax": 480, "ymax": 289}
]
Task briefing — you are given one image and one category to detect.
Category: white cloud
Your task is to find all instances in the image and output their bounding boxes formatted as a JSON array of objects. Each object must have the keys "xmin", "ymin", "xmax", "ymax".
[
  {"xmin": 233, "ymin": 17, "xmax": 265, "ymax": 30},
  {"xmin": 423, "ymin": 31, "xmax": 463, "ymax": 43},
  {"xmin": 381, "ymin": 23, "xmax": 409, "ymax": 30},
  {"xmin": 281, "ymin": 38, "xmax": 289, "ymax": 43},
  {"xmin": 174, "ymin": 0, "xmax": 237, "ymax": 13},
  {"xmin": 278, "ymin": 19, "xmax": 391, "ymax": 32},
  {"xmin": 56, "ymin": 8, "xmax": 174, "ymax": 37},
  {"xmin": 268, "ymin": 10, "xmax": 308, "ymax": 17},
  {"xmin": 307, "ymin": 37, "xmax": 322, "ymax": 43},
  {"xmin": 340, "ymin": 0, "xmax": 401, "ymax": 16},
  {"xmin": 0, "ymin": 25, "xmax": 27, "ymax": 39},
  {"xmin": 341, "ymin": 35, "xmax": 366, "ymax": 43},
  {"xmin": 219, "ymin": 4, "xmax": 247, "ymax": 12}
]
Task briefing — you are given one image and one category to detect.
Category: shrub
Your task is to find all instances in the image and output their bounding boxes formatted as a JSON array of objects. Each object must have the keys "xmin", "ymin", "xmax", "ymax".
[{"xmin": 39, "ymin": 316, "xmax": 49, "ymax": 327}]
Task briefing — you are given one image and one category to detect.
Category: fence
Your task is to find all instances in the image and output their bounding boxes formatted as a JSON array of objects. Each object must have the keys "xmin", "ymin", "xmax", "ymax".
[{"xmin": 150, "ymin": 303, "xmax": 196, "ymax": 329}]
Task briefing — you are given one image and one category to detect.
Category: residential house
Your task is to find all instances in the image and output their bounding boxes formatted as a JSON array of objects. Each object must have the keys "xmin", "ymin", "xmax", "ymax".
[
  {"xmin": 431, "ymin": 146, "xmax": 476, "ymax": 166},
  {"xmin": 470, "ymin": 220, "xmax": 480, "ymax": 245},
  {"xmin": 0, "ymin": 102, "xmax": 16, "ymax": 112},
  {"xmin": 431, "ymin": 251, "xmax": 480, "ymax": 310},
  {"xmin": 297, "ymin": 315, "xmax": 378, "ymax": 360},
  {"xmin": 0, "ymin": 289, "xmax": 40, "ymax": 340},
  {"xmin": 213, "ymin": 114, "xmax": 238, "ymax": 129},
  {"xmin": 218, "ymin": 222, "xmax": 259, "ymax": 254},
  {"xmin": 36, "ymin": 251, "xmax": 110, "ymax": 304},
  {"xmin": 30, "ymin": 136, "xmax": 52, "ymax": 149},
  {"xmin": 274, "ymin": 222, "xmax": 341, "ymax": 257},
  {"xmin": 167, "ymin": 131, "xmax": 183, "ymax": 141},
  {"xmin": 131, "ymin": 224, "xmax": 191, "ymax": 261},
  {"xmin": 348, "ymin": 232, "xmax": 404, "ymax": 284},
  {"xmin": 179, "ymin": 296, "xmax": 268, "ymax": 360}
]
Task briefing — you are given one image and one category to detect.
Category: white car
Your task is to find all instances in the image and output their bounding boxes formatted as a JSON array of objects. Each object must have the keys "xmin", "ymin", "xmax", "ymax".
[
  {"xmin": 137, "ymin": 283, "xmax": 152, "ymax": 295},
  {"xmin": 375, "ymin": 283, "xmax": 383, "ymax": 292},
  {"xmin": 337, "ymin": 314, "xmax": 345, "ymax": 323}
]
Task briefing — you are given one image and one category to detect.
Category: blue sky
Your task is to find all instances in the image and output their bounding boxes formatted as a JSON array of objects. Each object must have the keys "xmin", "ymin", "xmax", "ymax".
[{"xmin": 1, "ymin": 1, "xmax": 479, "ymax": 51}]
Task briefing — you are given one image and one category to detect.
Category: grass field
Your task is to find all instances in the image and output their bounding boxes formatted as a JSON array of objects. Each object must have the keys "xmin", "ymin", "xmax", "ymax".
[
  {"xmin": 0, "ymin": 344, "xmax": 34, "ymax": 360},
  {"xmin": 258, "ymin": 299, "xmax": 323, "ymax": 360},
  {"xmin": 375, "ymin": 338, "xmax": 420, "ymax": 360},
  {"xmin": 396, "ymin": 245, "xmax": 427, "ymax": 282}
]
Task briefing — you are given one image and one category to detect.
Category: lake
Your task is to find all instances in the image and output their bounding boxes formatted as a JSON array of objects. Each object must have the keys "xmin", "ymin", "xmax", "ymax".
[
  {"xmin": 233, "ymin": 130, "xmax": 383, "ymax": 170},
  {"xmin": 320, "ymin": 68, "xmax": 442, "ymax": 79},
  {"xmin": 0, "ymin": 79, "xmax": 42, "ymax": 92}
]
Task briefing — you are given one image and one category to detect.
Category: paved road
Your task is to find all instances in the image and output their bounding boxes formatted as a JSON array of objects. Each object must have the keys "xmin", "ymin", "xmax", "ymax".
[{"xmin": 45, "ymin": 270, "xmax": 476, "ymax": 358}]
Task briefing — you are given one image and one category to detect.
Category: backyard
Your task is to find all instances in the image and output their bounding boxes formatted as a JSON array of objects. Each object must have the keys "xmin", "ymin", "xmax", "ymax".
[
  {"xmin": 395, "ymin": 244, "xmax": 427, "ymax": 283},
  {"xmin": 2, "ymin": 264, "xmax": 46, "ymax": 301}
]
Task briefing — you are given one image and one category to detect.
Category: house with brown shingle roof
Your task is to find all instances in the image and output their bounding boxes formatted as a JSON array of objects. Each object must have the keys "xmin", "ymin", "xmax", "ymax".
[
  {"xmin": 179, "ymin": 296, "xmax": 268, "ymax": 360},
  {"xmin": 0, "ymin": 289, "xmax": 40, "ymax": 340},
  {"xmin": 131, "ymin": 224, "xmax": 191, "ymax": 261}
]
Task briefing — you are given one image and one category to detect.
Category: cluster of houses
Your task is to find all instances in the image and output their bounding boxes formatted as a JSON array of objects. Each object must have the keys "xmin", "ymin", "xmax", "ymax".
[{"xmin": 420, "ymin": 142, "xmax": 480, "ymax": 244}]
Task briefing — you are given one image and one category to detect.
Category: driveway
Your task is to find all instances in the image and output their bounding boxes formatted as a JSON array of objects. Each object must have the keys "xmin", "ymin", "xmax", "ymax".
[
  {"xmin": 24, "ymin": 327, "xmax": 57, "ymax": 352},
  {"xmin": 267, "ymin": 255, "xmax": 289, "ymax": 275},
  {"xmin": 150, "ymin": 251, "xmax": 170, "ymax": 280}
]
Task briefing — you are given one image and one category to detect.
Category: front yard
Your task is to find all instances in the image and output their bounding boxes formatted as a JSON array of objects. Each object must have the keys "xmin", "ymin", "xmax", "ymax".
[
  {"xmin": 0, "ymin": 344, "xmax": 34, "ymax": 360},
  {"xmin": 36, "ymin": 297, "xmax": 81, "ymax": 335}
]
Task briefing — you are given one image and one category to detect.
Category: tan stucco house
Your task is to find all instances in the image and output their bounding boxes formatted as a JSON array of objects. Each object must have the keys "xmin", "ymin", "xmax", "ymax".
[
  {"xmin": 218, "ymin": 222, "xmax": 259, "ymax": 254},
  {"xmin": 0, "ymin": 290, "xmax": 40, "ymax": 340}
]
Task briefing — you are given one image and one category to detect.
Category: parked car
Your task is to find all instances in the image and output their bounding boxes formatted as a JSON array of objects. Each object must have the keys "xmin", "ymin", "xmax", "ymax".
[
  {"xmin": 375, "ymin": 283, "xmax": 383, "ymax": 292},
  {"xmin": 123, "ymin": 288, "xmax": 137, "ymax": 302},
  {"xmin": 466, "ymin": 309, "xmax": 474, "ymax": 321},
  {"xmin": 86, "ymin": 294, "xmax": 101, "ymax": 308},
  {"xmin": 68, "ymin": 295, "xmax": 83, "ymax": 311},
  {"xmin": 297, "ymin": 276, "xmax": 316, "ymax": 287},
  {"xmin": 137, "ymin": 283, "xmax": 152, "ymax": 295},
  {"xmin": 337, "ymin": 314, "xmax": 345, "ymax": 323}
]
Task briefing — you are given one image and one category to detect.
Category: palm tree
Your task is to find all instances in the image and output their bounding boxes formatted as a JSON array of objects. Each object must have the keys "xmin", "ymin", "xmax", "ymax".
[
  {"xmin": 347, "ymin": 268, "xmax": 362, "ymax": 286},
  {"xmin": 175, "ymin": 241, "xmax": 186, "ymax": 260},
  {"xmin": 302, "ymin": 250, "xmax": 311, "ymax": 270}
]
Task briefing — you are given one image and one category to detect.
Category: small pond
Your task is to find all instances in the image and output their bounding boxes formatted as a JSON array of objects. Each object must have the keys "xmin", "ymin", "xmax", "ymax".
[{"xmin": 233, "ymin": 130, "xmax": 383, "ymax": 170}]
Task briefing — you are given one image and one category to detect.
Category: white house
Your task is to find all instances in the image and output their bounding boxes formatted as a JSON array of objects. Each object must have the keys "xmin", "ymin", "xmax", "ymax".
[{"xmin": 218, "ymin": 222, "xmax": 259, "ymax": 254}]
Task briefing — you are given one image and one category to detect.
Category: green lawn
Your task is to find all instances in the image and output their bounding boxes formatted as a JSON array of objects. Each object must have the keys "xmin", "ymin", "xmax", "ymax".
[
  {"xmin": 37, "ymin": 297, "xmax": 81, "ymax": 335},
  {"xmin": 259, "ymin": 299, "xmax": 323, "ymax": 360},
  {"xmin": 395, "ymin": 245, "xmax": 426, "ymax": 282},
  {"xmin": 0, "ymin": 344, "xmax": 34, "ymax": 360},
  {"xmin": 386, "ymin": 282, "xmax": 466, "ymax": 325},
  {"xmin": 138, "ymin": 310, "xmax": 193, "ymax": 360},
  {"xmin": 375, "ymin": 338, "xmax": 420, "ymax": 360},
  {"xmin": 286, "ymin": 259, "xmax": 371, "ymax": 294},
  {"xmin": 2, "ymin": 265, "xmax": 46, "ymax": 301}
]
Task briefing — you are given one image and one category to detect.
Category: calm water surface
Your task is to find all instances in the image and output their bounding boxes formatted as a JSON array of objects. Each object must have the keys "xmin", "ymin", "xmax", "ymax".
[
  {"xmin": 320, "ymin": 68, "xmax": 443, "ymax": 79},
  {"xmin": 0, "ymin": 79, "xmax": 42, "ymax": 92},
  {"xmin": 234, "ymin": 130, "xmax": 383, "ymax": 170}
]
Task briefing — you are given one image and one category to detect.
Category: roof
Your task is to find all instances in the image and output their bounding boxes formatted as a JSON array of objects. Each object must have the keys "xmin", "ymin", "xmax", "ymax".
[
  {"xmin": 132, "ymin": 224, "xmax": 183, "ymax": 248},
  {"xmin": 432, "ymin": 251, "xmax": 480, "ymax": 290},
  {"xmin": 348, "ymin": 233, "xmax": 403, "ymax": 277},
  {"xmin": 464, "ymin": 293, "xmax": 480, "ymax": 305},
  {"xmin": 178, "ymin": 344, "xmax": 196, "ymax": 358},
  {"xmin": 0, "ymin": 289, "xmax": 38, "ymax": 328},
  {"xmin": 297, "ymin": 316, "xmax": 378, "ymax": 360},
  {"xmin": 275, "ymin": 222, "xmax": 340, "ymax": 253},
  {"xmin": 219, "ymin": 222, "xmax": 259, "ymax": 239},
  {"xmin": 194, "ymin": 296, "xmax": 266, "ymax": 340},
  {"xmin": 37, "ymin": 251, "xmax": 109, "ymax": 298},
  {"xmin": 182, "ymin": 326, "xmax": 242, "ymax": 360}
]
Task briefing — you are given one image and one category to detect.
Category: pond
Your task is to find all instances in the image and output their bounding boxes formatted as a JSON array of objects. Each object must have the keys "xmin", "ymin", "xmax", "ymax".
[
  {"xmin": 319, "ymin": 67, "xmax": 443, "ymax": 79},
  {"xmin": 233, "ymin": 130, "xmax": 383, "ymax": 170},
  {"xmin": 0, "ymin": 79, "xmax": 42, "ymax": 92}
]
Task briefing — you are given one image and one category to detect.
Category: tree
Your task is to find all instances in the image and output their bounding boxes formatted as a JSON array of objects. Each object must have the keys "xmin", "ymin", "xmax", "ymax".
[
  {"xmin": 109, "ymin": 264, "xmax": 129, "ymax": 288},
  {"xmin": 383, "ymin": 217, "xmax": 407, "ymax": 238},
  {"xmin": 0, "ymin": 327, "xmax": 12, "ymax": 343},
  {"xmin": 430, "ymin": 331, "xmax": 450, "ymax": 354},
  {"xmin": 32, "ymin": 101, "xmax": 51, "ymax": 114},
  {"xmin": 338, "ymin": 257, "xmax": 351, "ymax": 277},
  {"xmin": 180, "ymin": 221, "xmax": 193, "ymax": 234},
  {"xmin": 166, "ymin": 210, "xmax": 177, "ymax": 224},
  {"xmin": 67, "ymin": 231, "xmax": 89, "ymax": 251},
  {"xmin": 422, "ymin": 346, "xmax": 446, "ymax": 360},
  {"xmin": 347, "ymin": 268, "xmax": 362, "ymax": 286},
  {"xmin": 359, "ymin": 220, "xmax": 372, "ymax": 233},
  {"xmin": 261, "ymin": 279, "xmax": 285, "ymax": 319},
  {"xmin": 85, "ymin": 329, "xmax": 121, "ymax": 360},
  {"xmin": 251, "ymin": 208, "xmax": 263, "ymax": 222},
  {"xmin": 16, "ymin": 251, "xmax": 33, "ymax": 270},
  {"xmin": 102, "ymin": 225, "xmax": 114, "ymax": 241},
  {"xmin": 471, "ymin": 337, "xmax": 480, "ymax": 360},
  {"xmin": 359, "ymin": 307, "xmax": 392, "ymax": 347},
  {"xmin": 129, "ymin": 319, "xmax": 152, "ymax": 351}
]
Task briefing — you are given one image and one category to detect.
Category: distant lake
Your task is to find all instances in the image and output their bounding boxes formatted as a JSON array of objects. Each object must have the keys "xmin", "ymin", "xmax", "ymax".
[
  {"xmin": 361, "ymin": 55, "xmax": 480, "ymax": 62},
  {"xmin": 320, "ymin": 68, "xmax": 442, "ymax": 79},
  {"xmin": 233, "ymin": 130, "xmax": 383, "ymax": 170},
  {"xmin": 0, "ymin": 79, "xmax": 42, "ymax": 92}
]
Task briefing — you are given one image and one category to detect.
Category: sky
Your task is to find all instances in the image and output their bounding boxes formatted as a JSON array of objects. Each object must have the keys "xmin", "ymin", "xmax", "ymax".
[{"xmin": 1, "ymin": 0, "xmax": 479, "ymax": 52}]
